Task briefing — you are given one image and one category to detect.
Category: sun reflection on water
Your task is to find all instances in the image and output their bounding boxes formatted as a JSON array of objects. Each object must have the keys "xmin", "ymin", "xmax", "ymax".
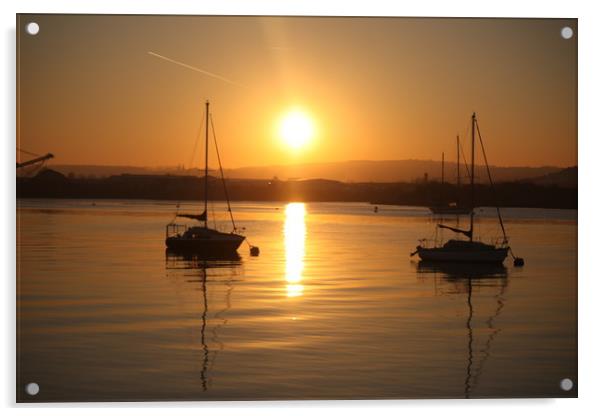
[{"xmin": 284, "ymin": 203, "xmax": 306, "ymax": 297}]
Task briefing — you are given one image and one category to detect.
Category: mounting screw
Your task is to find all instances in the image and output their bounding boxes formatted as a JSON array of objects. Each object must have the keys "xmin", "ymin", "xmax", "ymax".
[
  {"xmin": 25, "ymin": 382, "xmax": 40, "ymax": 396},
  {"xmin": 560, "ymin": 378, "xmax": 574, "ymax": 391},
  {"xmin": 26, "ymin": 22, "xmax": 40, "ymax": 36}
]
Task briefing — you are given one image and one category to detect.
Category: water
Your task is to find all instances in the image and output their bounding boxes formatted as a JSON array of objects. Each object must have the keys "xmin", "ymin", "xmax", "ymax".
[{"xmin": 16, "ymin": 199, "xmax": 577, "ymax": 401}]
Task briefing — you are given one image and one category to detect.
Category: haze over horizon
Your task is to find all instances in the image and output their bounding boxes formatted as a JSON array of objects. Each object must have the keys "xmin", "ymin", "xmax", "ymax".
[
  {"xmin": 41, "ymin": 159, "xmax": 575, "ymax": 185},
  {"xmin": 18, "ymin": 15, "xmax": 577, "ymax": 170},
  {"xmin": 45, "ymin": 156, "xmax": 574, "ymax": 171}
]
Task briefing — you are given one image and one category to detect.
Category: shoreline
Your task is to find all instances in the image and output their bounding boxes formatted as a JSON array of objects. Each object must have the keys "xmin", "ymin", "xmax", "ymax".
[
  {"xmin": 16, "ymin": 171, "xmax": 577, "ymax": 210},
  {"xmin": 15, "ymin": 196, "xmax": 578, "ymax": 212}
]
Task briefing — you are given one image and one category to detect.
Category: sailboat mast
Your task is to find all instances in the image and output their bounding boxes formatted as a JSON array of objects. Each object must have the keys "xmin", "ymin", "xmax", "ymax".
[
  {"xmin": 470, "ymin": 113, "xmax": 475, "ymax": 241},
  {"xmin": 457, "ymin": 134, "xmax": 460, "ymax": 189},
  {"xmin": 456, "ymin": 134, "xmax": 461, "ymax": 207},
  {"xmin": 441, "ymin": 152, "xmax": 445, "ymax": 185},
  {"xmin": 204, "ymin": 100, "xmax": 209, "ymax": 228}
]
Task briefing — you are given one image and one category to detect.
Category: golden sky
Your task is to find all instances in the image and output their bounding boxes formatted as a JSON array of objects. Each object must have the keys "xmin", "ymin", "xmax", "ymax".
[{"xmin": 17, "ymin": 15, "xmax": 577, "ymax": 168}]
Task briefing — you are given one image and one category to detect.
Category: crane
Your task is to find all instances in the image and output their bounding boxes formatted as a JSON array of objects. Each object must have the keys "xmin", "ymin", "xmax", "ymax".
[{"xmin": 16, "ymin": 152, "xmax": 54, "ymax": 169}]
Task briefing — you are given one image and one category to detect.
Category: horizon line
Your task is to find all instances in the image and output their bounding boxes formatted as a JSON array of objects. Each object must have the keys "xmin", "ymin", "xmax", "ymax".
[{"xmin": 43, "ymin": 159, "xmax": 577, "ymax": 171}]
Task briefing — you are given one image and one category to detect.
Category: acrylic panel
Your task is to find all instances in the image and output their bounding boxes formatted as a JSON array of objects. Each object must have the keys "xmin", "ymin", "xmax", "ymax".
[{"xmin": 16, "ymin": 14, "xmax": 577, "ymax": 402}]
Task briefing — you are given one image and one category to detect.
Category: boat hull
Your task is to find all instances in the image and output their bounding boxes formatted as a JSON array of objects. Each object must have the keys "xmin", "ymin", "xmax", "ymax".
[
  {"xmin": 165, "ymin": 233, "xmax": 245, "ymax": 254},
  {"xmin": 416, "ymin": 246, "xmax": 509, "ymax": 264}
]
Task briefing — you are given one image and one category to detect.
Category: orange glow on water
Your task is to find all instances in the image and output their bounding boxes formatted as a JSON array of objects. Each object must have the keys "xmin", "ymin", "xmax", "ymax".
[{"xmin": 284, "ymin": 203, "xmax": 306, "ymax": 297}]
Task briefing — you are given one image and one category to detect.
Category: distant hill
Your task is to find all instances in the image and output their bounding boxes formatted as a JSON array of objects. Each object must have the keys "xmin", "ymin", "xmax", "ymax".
[
  {"xmin": 17, "ymin": 170, "xmax": 577, "ymax": 209},
  {"xmin": 46, "ymin": 160, "xmax": 568, "ymax": 184},
  {"xmin": 223, "ymin": 160, "xmax": 565, "ymax": 183},
  {"xmin": 45, "ymin": 164, "xmax": 203, "ymax": 178},
  {"xmin": 520, "ymin": 166, "xmax": 577, "ymax": 188}
]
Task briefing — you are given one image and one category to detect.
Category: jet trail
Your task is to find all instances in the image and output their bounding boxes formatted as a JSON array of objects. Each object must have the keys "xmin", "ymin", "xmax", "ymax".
[{"xmin": 148, "ymin": 51, "xmax": 243, "ymax": 87}]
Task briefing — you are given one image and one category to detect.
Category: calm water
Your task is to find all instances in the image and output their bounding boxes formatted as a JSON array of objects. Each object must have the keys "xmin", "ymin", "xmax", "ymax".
[{"xmin": 16, "ymin": 199, "xmax": 577, "ymax": 401}]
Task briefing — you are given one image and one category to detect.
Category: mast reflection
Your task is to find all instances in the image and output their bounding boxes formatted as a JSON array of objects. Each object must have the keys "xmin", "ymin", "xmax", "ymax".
[
  {"xmin": 416, "ymin": 261, "xmax": 508, "ymax": 398},
  {"xmin": 165, "ymin": 250, "xmax": 241, "ymax": 391},
  {"xmin": 284, "ymin": 203, "xmax": 306, "ymax": 297}
]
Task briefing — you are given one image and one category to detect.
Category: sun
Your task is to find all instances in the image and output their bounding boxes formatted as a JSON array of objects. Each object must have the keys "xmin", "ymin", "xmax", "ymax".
[{"xmin": 278, "ymin": 109, "xmax": 315, "ymax": 149}]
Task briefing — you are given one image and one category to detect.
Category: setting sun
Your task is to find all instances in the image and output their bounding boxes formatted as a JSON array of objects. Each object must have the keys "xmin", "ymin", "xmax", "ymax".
[{"xmin": 278, "ymin": 109, "xmax": 315, "ymax": 149}]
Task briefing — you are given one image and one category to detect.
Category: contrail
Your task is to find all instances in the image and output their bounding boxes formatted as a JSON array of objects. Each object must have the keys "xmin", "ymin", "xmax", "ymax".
[{"xmin": 148, "ymin": 51, "xmax": 243, "ymax": 87}]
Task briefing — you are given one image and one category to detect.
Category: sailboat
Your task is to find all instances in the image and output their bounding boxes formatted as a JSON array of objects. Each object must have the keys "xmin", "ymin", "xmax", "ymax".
[
  {"xmin": 429, "ymin": 136, "xmax": 471, "ymax": 215},
  {"xmin": 165, "ymin": 100, "xmax": 245, "ymax": 254},
  {"xmin": 412, "ymin": 113, "xmax": 512, "ymax": 264}
]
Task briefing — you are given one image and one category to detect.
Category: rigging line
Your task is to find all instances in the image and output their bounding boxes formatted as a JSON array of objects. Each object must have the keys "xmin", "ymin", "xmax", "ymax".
[
  {"xmin": 463, "ymin": 118, "xmax": 471, "ymax": 142},
  {"xmin": 459, "ymin": 119, "xmax": 472, "ymax": 179},
  {"xmin": 475, "ymin": 120, "xmax": 508, "ymax": 244},
  {"xmin": 16, "ymin": 147, "xmax": 40, "ymax": 157},
  {"xmin": 189, "ymin": 112, "xmax": 205, "ymax": 170},
  {"xmin": 209, "ymin": 113, "xmax": 237, "ymax": 232},
  {"xmin": 22, "ymin": 162, "xmax": 45, "ymax": 178},
  {"xmin": 35, "ymin": 159, "xmax": 49, "ymax": 174},
  {"xmin": 211, "ymin": 199, "xmax": 217, "ymax": 229},
  {"xmin": 458, "ymin": 141, "xmax": 472, "ymax": 180}
]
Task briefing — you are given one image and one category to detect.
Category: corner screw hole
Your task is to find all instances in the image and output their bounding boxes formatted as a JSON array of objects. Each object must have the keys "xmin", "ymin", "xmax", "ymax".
[
  {"xmin": 25, "ymin": 382, "xmax": 39, "ymax": 396},
  {"xmin": 561, "ymin": 26, "xmax": 573, "ymax": 40},
  {"xmin": 26, "ymin": 22, "xmax": 40, "ymax": 36},
  {"xmin": 560, "ymin": 378, "xmax": 573, "ymax": 391}
]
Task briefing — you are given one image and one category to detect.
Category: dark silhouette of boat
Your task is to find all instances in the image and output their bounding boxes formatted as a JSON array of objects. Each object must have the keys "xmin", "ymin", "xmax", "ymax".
[
  {"xmin": 417, "ymin": 239, "xmax": 509, "ymax": 263},
  {"xmin": 165, "ymin": 101, "xmax": 245, "ymax": 255},
  {"xmin": 413, "ymin": 113, "xmax": 516, "ymax": 265},
  {"xmin": 166, "ymin": 226, "xmax": 245, "ymax": 253}
]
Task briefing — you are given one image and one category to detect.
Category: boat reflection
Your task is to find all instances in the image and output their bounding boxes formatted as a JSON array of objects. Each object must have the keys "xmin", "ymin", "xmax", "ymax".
[
  {"xmin": 165, "ymin": 248, "xmax": 242, "ymax": 268},
  {"xmin": 165, "ymin": 250, "xmax": 241, "ymax": 392},
  {"xmin": 284, "ymin": 203, "xmax": 306, "ymax": 297},
  {"xmin": 417, "ymin": 261, "xmax": 508, "ymax": 282},
  {"xmin": 416, "ymin": 261, "xmax": 509, "ymax": 398}
]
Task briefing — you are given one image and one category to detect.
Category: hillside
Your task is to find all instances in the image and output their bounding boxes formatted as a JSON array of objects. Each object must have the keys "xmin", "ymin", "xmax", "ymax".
[
  {"xmin": 17, "ymin": 170, "xmax": 577, "ymax": 209},
  {"xmin": 45, "ymin": 160, "xmax": 566, "ymax": 184},
  {"xmin": 521, "ymin": 166, "xmax": 577, "ymax": 188}
]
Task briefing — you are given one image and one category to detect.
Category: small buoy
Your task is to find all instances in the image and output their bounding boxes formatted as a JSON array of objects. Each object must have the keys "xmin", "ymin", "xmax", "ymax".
[
  {"xmin": 250, "ymin": 246, "xmax": 260, "ymax": 257},
  {"xmin": 513, "ymin": 257, "xmax": 525, "ymax": 267}
]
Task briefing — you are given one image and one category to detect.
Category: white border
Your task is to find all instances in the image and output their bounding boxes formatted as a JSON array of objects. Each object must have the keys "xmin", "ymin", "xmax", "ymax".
[{"xmin": 3, "ymin": 1, "xmax": 600, "ymax": 414}]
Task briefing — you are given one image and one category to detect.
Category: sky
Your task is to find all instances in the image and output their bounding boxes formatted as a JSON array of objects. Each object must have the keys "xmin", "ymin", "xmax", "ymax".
[{"xmin": 17, "ymin": 15, "xmax": 577, "ymax": 169}]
